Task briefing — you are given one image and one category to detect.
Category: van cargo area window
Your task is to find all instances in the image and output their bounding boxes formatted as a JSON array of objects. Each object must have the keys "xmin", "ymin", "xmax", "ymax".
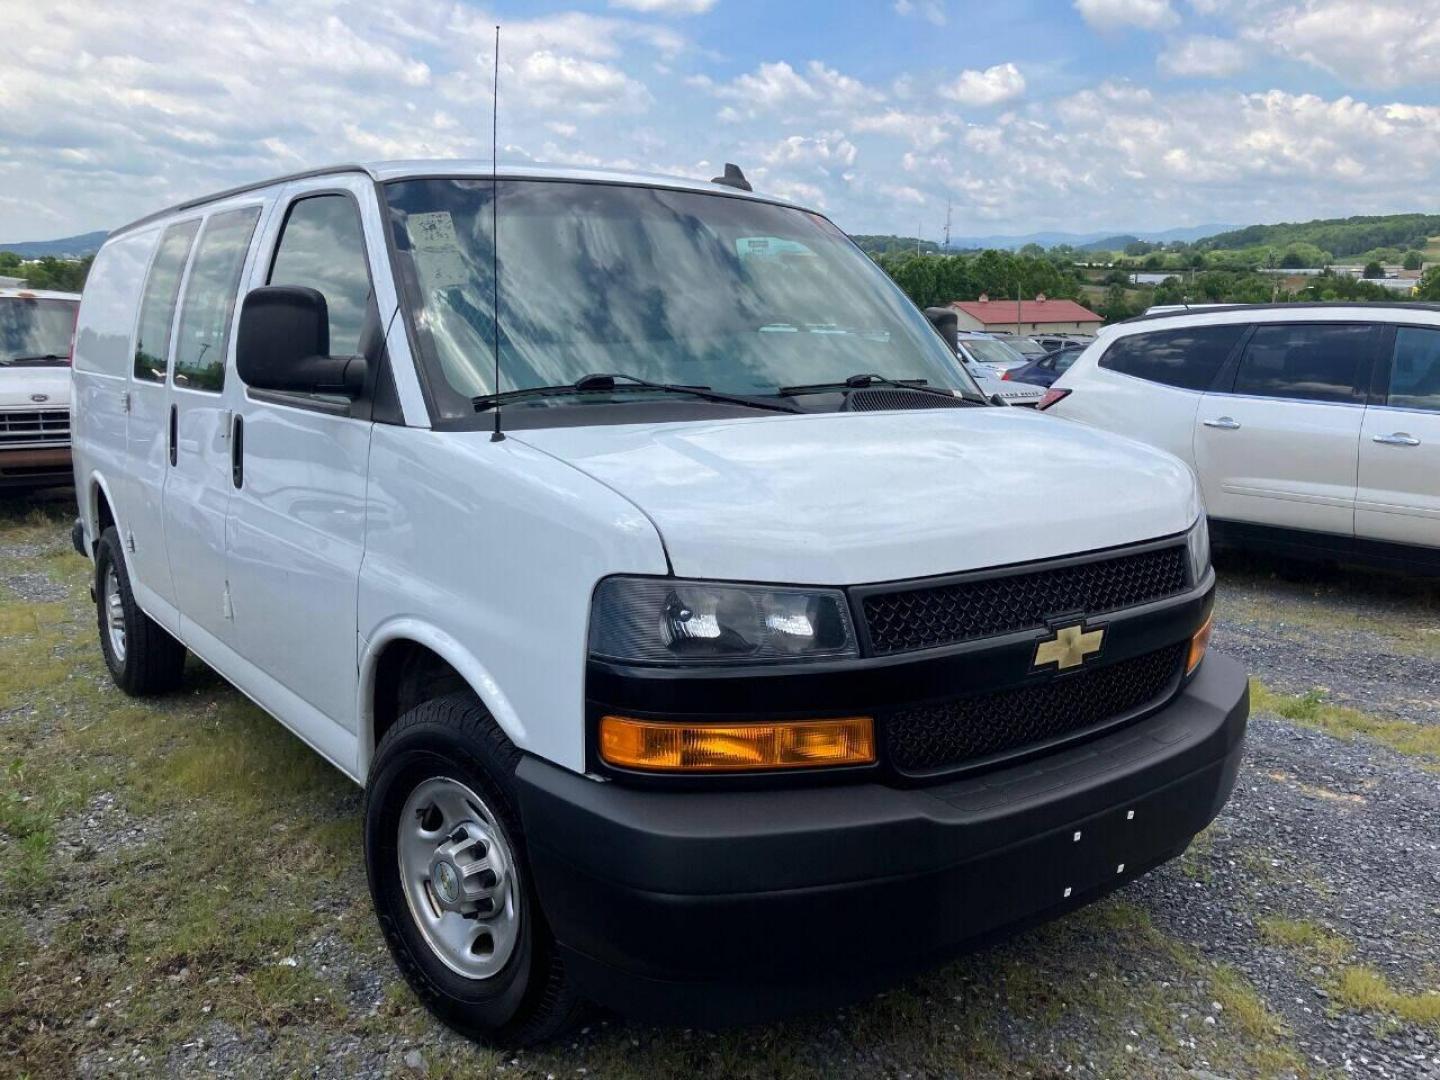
[
  {"xmin": 383, "ymin": 179, "xmax": 974, "ymax": 421},
  {"xmin": 133, "ymin": 219, "xmax": 200, "ymax": 384},
  {"xmin": 268, "ymin": 194, "xmax": 372, "ymax": 357},
  {"xmin": 172, "ymin": 206, "xmax": 261, "ymax": 393}
]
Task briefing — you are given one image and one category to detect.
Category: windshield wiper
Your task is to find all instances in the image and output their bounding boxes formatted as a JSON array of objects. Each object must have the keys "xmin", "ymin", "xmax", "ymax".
[
  {"xmin": 0, "ymin": 353, "xmax": 66, "ymax": 365},
  {"xmin": 473, "ymin": 372, "xmax": 800, "ymax": 414},
  {"xmin": 779, "ymin": 373, "xmax": 982, "ymax": 403}
]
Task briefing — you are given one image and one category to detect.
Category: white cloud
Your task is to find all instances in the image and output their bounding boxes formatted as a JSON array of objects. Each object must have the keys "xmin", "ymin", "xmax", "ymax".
[
  {"xmin": 940, "ymin": 63, "xmax": 1026, "ymax": 107},
  {"xmin": 759, "ymin": 133, "xmax": 858, "ymax": 169},
  {"xmin": 1158, "ymin": 35, "xmax": 1248, "ymax": 77},
  {"xmin": 893, "ymin": 0, "xmax": 947, "ymax": 26},
  {"xmin": 851, "ymin": 110, "xmax": 953, "ymax": 149},
  {"xmin": 517, "ymin": 51, "xmax": 651, "ymax": 114},
  {"xmin": 1239, "ymin": 1, "xmax": 1440, "ymax": 88},
  {"xmin": 702, "ymin": 59, "xmax": 883, "ymax": 119},
  {"xmin": 1073, "ymin": 0, "xmax": 1178, "ymax": 31},
  {"xmin": 609, "ymin": 0, "xmax": 718, "ymax": 13}
]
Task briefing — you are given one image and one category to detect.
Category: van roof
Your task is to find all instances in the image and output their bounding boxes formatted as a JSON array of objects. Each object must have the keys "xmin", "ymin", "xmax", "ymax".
[
  {"xmin": 0, "ymin": 288, "xmax": 81, "ymax": 302},
  {"xmin": 108, "ymin": 160, "xmax": 807, "ymax": 241}
]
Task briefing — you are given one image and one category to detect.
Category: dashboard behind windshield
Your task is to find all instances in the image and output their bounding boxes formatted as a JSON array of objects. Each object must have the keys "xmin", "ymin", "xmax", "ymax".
[{"xmin": 383, "ymin": 178, "xmax": 975, "ymax": 421}]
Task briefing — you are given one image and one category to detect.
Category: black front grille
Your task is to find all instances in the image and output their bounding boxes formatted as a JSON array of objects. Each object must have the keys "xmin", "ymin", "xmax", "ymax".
[
  {"xmin": 845, "ymin": 388, "xmax": 975, "ymax": 411},
  {"xmin": 863, "ymin": 544, "xmax": 1188, "ymax": 655},
  {"xmin": 0, "ymin": 409, "xmax": 69, "ymax": 445},
  {"xmin": 886, "ymin": 642, "xmax": 1186, "ymax": 774}
]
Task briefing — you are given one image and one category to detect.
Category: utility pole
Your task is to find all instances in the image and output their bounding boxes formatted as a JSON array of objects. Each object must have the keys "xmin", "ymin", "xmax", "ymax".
[
  {"xmin": 1016, "ymin": 279, "xmax": 1023, "ymax": 335},
  {"xmin": 916, "ymin": 220, "xmax": 922, "ymax": 255}
]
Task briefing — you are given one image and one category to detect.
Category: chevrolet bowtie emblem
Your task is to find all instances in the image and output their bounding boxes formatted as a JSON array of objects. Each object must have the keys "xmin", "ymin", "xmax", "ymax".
[{"xmin": 1034, "ymin": 623, "xmax": 1105, "ymax": 671}]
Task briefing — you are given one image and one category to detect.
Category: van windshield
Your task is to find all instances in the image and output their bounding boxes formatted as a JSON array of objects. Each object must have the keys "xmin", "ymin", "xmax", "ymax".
[
  {"xmin": 384, "ymin": 178, "xmax": 976, "ymax": 420},
  {"xmin": 1, "ymin": 298, "xmax": 77, "ymax": 366}
]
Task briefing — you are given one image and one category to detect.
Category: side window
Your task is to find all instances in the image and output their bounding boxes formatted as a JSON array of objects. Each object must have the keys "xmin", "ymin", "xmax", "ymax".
[
  {"xmin": 173, "ymin": 207, "xmax": 262, "ymax": 393},
  {"xmin": 1387, "ymin": 327, "xmax": 1440, "ymax": 412},
  {"xmin": 267, "ymin": 195, "xmax": 372, "ymax": 356},
  {"xmin": 1098, "ymin": 325, "xmax": 1246, "ymax": 391},
  {"xmin": 1233, "ymin": 323, "xmax": 1373, "ymax": 404},
  {"xmin": 133, "ymin": 220, "xmax": 200, "ymax": 383}
]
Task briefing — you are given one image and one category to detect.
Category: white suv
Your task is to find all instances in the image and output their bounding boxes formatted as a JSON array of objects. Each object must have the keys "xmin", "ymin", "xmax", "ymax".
[
  {"xmin": 0, "ymin": 288, "xmax": 79, "ymax": 490},
  {"xmin": 1045, "ymin": 304, "xmax": 1440, "ymax": 572},
  {"xmin": 70, "ymin": 161, "xmax": 1245, "ymax": 1045}
]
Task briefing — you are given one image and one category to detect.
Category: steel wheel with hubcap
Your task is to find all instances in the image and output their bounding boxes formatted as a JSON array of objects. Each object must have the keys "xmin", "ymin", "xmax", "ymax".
[
  {"xmin": 92, "ymin": 525, "xmax": 187, "ymax": 696},
  {"xmin": 102, "ymin": 562, "xmax": 127, "ymax": 664},
  {"xmin": 398, "ymin": 777, "xmax": 520, "ymax": 980},
  {"xmin": 365, "ymin": 693, "xmax": 582, "ymax": 1047}
]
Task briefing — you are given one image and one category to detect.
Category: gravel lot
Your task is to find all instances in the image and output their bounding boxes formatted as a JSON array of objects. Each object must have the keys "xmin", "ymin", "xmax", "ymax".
[{"xmin": 2, "ymin": 488, "xmax": 1437, "ymax": 1079}]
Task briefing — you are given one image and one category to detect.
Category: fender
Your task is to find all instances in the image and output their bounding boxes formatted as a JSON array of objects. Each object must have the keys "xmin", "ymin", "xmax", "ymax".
[
  {"xmin": 356, "ymin": 616, "xmax": 528, "ymax": 780},
  {"xmin": 82, "ymin": 469, "xmax": 122, "ymax": 560}
]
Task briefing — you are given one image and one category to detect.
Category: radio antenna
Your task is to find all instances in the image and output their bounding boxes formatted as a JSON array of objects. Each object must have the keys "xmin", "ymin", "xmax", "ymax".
[{"xmin": 489, "ymin": 24, "xmax": 505, "ymax": 442}]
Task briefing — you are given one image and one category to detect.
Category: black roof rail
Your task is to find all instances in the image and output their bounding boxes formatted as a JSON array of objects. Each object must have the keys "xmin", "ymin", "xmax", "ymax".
[{"xmin": 1122, "ymin": 300, "xmax": 1440, "ymax": 325}]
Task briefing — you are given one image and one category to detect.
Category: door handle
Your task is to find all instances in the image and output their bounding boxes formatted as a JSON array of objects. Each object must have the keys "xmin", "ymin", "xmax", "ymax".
[
  {"xmin": 168, "ymin": 404, "xmax": 177, "ymax": 466},
  {"xmin": 1203, "ymin": 416, "xmax": 1241, "ymax": 430},
  {"xmin": 232, "ymin": 415, "xmax": 244, "ymax": 488},
  {"xmin": 1372, "ymin": 432, "xmax": 1420, "ymax": 447}
]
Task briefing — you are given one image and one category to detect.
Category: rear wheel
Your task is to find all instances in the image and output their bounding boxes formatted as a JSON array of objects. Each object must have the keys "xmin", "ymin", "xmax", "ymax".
[
  {"xmin": 93, "ymin": 526, "xmax": 187, "ymax": 695},
  {"xmin": 364, "ymin": 694, "xmax": 583, "ymax": 1047}
]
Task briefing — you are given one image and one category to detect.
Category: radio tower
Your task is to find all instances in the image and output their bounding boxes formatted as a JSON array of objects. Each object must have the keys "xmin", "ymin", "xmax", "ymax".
[{"xmin": 943, "ymin": 199, "xmax": 952, "ymax": 253}]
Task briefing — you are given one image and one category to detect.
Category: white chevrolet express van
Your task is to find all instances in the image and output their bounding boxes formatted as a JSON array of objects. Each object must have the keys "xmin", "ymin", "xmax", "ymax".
[{"xmin": 71, "ymin": 162, "xmax": 1247, "ymax": 1045}]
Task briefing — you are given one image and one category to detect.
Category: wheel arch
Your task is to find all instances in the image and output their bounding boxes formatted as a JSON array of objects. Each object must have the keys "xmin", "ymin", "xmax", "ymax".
[
  {"xmin": 84, "ymin": 470, "xmax": 121, "ymax": 560},
  {"xmin": 358, "ymin": 619, "xmax": 528, "ymax": 779}
]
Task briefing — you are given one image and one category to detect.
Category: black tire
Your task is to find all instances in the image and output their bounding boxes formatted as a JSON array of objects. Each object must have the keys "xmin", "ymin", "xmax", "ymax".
[
  {"xmin": 364, "ymin": 693, "xmax": 584, "ymax": 1047},
  {"xmin": 93, "ymin": 526, "xmax": 187, "ymax": 695}
]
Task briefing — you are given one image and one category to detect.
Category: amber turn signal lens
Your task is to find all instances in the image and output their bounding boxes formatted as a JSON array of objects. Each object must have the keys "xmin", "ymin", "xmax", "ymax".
[
  {"xmin": 599, "ymin": 715, "xmax": 875, "ymax": 772},
  {"xmin": 1187, "ymin": 613, "xmax": 1214, "ymax": 675}
]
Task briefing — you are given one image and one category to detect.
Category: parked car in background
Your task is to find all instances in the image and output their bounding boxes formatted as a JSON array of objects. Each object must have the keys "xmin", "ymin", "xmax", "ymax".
[
  {"xmin": 922, "ymin": 313, "xmax": 1045, "ymax": 405},
  {"xmin": 989, "ymin": 332, "xmax": 1051, "ymax": 360},
  {"xmin": 1034, "ymin": 333, "xmax": 1094, "ymax": 353},
  {"xmin": 0, "ymin": 288, "xmax": 79, "ymax": 490},
  {"xmin": 955, "ymin": 330, "xmax": 1032, "ymax": 376},
  {"xmin": 1005, "ymin": 342, "xmax": 1085, "ymax": 388},
  {"xmin": 1044, "ymin": 303, "xmax": 1440, "ymax": 573},
  {"xmin": 71, "ymin": 162, "xmax": 1244, "ymax": 1045}
]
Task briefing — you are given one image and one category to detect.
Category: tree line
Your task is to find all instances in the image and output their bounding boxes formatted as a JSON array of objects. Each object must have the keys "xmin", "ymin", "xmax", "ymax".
[{"xmin": 0, "ymin": 251, "xmax": 92, "ymax": 292}]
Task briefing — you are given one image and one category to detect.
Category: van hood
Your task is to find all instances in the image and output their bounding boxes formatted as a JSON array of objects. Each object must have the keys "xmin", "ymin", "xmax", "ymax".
[
  {"xmin": 0, "ymin": 367, "xmax": 70, "ymax": 410},
  {"xmin": 514, "ymin": 409, "xmax": 1200, "ymax": 585}
]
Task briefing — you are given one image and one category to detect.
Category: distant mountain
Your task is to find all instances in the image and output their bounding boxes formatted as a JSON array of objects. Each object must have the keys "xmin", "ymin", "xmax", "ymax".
[
  {"xmin": 0, "ymin": 231, "xmax": 108, "ymax": 258},
  {"xmin": 944, "ymin": 224, "xmax": 1234, "ymax": 251}
]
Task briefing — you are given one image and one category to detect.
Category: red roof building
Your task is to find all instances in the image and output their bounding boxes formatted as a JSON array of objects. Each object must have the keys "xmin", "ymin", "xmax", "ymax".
[{"xmin": 948, "ymin": 295, "xmax": 1102, "ymax": 335}]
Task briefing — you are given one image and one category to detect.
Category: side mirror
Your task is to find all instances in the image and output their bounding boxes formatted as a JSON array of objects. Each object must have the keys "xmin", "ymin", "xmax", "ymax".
[
  {"xmin": 923, "ymin": 307, "xmax": 959, "ymax": 353},
  {"xmin": 236, "ymin": 286, "xmax": 366, "ymax": 398}
]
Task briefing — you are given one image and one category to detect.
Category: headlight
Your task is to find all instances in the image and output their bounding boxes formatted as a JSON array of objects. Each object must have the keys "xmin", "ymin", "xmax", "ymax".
[
  {"xmin": 1185, "ymin": 516, "xmax": 1211, "ymax": 585},
  {"xmin": 589, "ymin": 577, "xmax": 859, "ymax": 665}
]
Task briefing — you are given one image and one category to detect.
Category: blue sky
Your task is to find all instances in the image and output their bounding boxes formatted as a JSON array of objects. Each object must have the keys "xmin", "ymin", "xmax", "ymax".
[{"xmin": 3, "ymin": 1, "xmax": 1439, "ymax": 241}]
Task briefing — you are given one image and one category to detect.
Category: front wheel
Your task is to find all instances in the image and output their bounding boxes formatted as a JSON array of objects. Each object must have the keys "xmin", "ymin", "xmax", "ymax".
[
  {"xmin": 93, "ymin": 526, "xmax": 187, "ymax": 695},
  {"xmin": 364, "ymin": 694, "xmax": 583, "ymax": 1047}
]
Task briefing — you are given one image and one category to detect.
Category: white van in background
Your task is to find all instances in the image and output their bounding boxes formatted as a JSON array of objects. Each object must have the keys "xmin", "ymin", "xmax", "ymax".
[
  {"xmin": 0, "ymin": 288, "xmax": 79, "ymax": 490},
  {"xmin": 70, "ymin": 161, "xmax": 1245, "ymax": 1045},
  {"xmin": 1044, "ymin": 303, "xmax": 1440, "ymax": 572}
]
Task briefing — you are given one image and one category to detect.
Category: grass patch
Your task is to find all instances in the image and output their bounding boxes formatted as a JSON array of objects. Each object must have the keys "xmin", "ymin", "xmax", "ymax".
[
  {"xmin": 1258, "ymin": 916, "xmax": 1352, "ymax": 964},
  {"xmin": 1250, "ymin": 680, "xmax": 1440, "ymax": 767},
  {"xmin": 1333, "ymin": 966, "xmax": 1440, "ymax": 1029}
]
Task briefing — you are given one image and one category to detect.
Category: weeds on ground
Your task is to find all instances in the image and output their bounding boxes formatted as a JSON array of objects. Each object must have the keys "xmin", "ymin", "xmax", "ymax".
[{"xmin": 1250, "ymin": 680, "xmax": 1440, "ymax": 768}]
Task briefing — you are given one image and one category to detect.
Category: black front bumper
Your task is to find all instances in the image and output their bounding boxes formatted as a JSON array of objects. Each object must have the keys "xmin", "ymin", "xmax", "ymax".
[{"xmin": 515, "ymin": 653, "xmax": 1249, "ymax": 1025}]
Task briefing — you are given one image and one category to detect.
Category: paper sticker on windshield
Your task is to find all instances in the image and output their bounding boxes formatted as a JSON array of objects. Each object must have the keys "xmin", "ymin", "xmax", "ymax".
[{"xmin": 408, "ymin": 211, "xmax": 470, "ymax": 289}]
